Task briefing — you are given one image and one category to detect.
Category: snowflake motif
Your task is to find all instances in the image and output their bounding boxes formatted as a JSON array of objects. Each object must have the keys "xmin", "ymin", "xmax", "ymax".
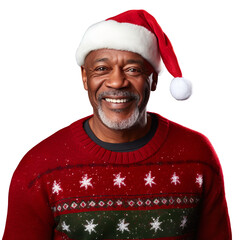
[
  {"xmin": 52, "ymin": 180, "xmax": 63, "ymax": 195},
  {"xmin": 171, "ymin": 172, "xmax": 180, "ymax": 185},
  {"xmin": 196, "ymin": 174, "xmax": 203, "ymax": 188},
  {"xmin": 180, "ymin": 216, "xmax": 188, "ymax": 229},
  {"xmin": 117, "ymin": 219, "xmax": 130, "ymax": 233},
  {"xmin": 83, "ymin": 219, "xmax": 98, "ymax": 234},
  {"xmin": 113, "ymin": 173, "xmax": 126, "ymax": 188},
  {"xmin": 150, "ymin": 217, "xmax": 163, "ymax": 232},
  {"xmin": 144, "ymin": 171, "xmax": 156, "ymax": 187},
  {"xmin": 80, "ymin": 174, "xmax": 93, "ymax": 190},
  {"xmin": 61, "ymin": 221, "xmax": 71, "ymax": 232}
]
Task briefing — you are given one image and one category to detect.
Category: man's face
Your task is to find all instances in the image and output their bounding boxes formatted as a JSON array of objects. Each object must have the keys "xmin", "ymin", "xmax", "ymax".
[{"xmin": 81, "ymin": 49, "xmax": 157, "ymax": 130}]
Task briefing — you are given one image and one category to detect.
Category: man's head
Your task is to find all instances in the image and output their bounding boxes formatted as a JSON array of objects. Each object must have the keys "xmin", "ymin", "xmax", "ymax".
[
  {"xmin": 76, "ymin": 10, "xmax": 192, "ymax": 130},
  {"xmin": 81, "ymin": 49, "xmax": 158, "ymax": 130}
]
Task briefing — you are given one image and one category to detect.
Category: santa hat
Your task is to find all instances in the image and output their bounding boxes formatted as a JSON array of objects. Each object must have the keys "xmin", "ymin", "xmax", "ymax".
[{"xmin": 76, "ymin": 10, "xmax": 192, "ymax": 100}]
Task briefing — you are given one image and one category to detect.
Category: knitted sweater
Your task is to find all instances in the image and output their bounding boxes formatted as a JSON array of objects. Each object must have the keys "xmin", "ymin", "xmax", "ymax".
[{"xmin": 3, "ymin": 113, "xmax": 231, "ymax": 240}]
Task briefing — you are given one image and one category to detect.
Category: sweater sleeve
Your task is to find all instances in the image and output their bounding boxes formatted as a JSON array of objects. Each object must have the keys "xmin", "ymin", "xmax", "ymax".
[
  {"xmin": 196, "ymin": 151, "xmax": 232, "ymax": 239},
  {"xmin": 2, "ymin": 156, "xmax": 55, "ymax": 239}
]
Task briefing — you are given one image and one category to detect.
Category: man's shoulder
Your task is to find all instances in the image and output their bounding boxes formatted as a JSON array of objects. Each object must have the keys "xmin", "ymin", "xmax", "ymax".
[
  {"xmin": 168, "ymin": 117, "xmax": 209, "ymax": 143},
  {"xmin": 169, "ymin": 118, "xmax": 213, "ymax": 149},
  {"xmin": 154, "ymin": 113, "xmax": 210, "ymax": 143},
  {"xmin": 154, "ymin": 113, "xmax": 220, "ymax": 169},
  {"xmin": 26, "ymin": 123, "xmax": 72, "ymax": 159},
  {"xmin": 13, "ymin": 116, "xmax": 90, "ymax": 179}
]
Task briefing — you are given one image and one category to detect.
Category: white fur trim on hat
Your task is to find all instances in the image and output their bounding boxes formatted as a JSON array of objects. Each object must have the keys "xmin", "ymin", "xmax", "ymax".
[
  {"xmin": 76, "ymin": 20, "xmax": 161, "ymax": 72},
  {"xmin": 170, "ymin": 77, "xmax": 192, "ymax": 100}
]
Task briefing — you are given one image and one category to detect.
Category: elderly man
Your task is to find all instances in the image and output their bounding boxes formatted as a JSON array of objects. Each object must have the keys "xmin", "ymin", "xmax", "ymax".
[{"xmin": 3, "ymin": 10, "xmax": 231, "ymax": 240}]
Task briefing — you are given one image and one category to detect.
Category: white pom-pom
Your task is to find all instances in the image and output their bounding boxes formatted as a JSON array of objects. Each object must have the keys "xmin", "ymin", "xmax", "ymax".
[{"xmin": 170, "ymin": 77, "xmax": 192, "ymax": 100}]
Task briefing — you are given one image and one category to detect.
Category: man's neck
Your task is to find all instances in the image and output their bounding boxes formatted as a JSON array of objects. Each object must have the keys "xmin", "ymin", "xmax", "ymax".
[{"xmin": 88, "ymin": 113, "xmax": 152, "ymax": 144}]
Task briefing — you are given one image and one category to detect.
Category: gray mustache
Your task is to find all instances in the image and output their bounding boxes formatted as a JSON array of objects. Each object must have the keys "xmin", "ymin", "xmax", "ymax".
[{"xmin": 97, "ymin": 91, "xmax": 140, "ymax": 101}]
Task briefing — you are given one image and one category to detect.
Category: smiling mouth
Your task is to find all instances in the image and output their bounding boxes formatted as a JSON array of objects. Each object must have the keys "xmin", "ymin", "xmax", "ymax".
[
  {"xmin": 104, "ymin": 98, "xmax": 131, "ymax": 103},
  {"xmin": 98, "ymin": 91, "xmax": 140, "ymax": 106}
]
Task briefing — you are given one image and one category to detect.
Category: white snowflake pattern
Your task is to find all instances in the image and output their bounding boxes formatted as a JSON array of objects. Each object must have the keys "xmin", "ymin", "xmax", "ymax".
[
  {"xmin": 144, "ymin": 171, "xmax": 156, "ymax": 187},
  {"xmin": 113, "ymin": 173, "xmax": 126, "ymax": 188},
  {"xmin": 150, "ymin": 217, "xmax": 163, "ymax": 232},
  {"xmin": 196, "ymin": 174, "xmax": 203, "ymax": 188},
  {"xmin": 180, "ymin": 216, "xmax": 188, "ymax": 229},
  {"xmin": 83, "ymin": 219, "xmax": 98, "ymax": 234},
  {"xmin": 117, "ymin": 219, "xmax": 130, "ymax": 233},
  {"xmin": 171, "ymin": 172, "xmax": 180, "ymax": 185},
  {"xmin": 61, "ymin": 221, "xmax": 71, "ymax": 232},
  {"xmin": 52, "ymin": 180, "xmax": 63, "ymax": 195},
  {"xmin": 80, "ymin": 174, "xmax": 93, "ymax": 190}
]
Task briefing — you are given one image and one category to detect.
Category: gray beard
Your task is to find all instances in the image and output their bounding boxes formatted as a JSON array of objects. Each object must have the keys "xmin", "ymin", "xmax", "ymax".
[
  {"xmin": 97, "ymin": 90, "xmax": 140, "ymax": 130},
  {"xmin": 98, "ymin": 104, "xmax": 140, "ymax": 130}
]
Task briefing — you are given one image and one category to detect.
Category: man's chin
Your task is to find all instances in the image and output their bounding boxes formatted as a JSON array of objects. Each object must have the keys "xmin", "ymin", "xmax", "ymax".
[{"xmin": 98, "ymin": 107, "xmax": 140, "ymax": 130}]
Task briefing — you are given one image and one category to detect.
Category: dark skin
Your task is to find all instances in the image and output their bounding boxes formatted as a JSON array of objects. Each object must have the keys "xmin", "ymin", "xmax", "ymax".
[{"xmin": 81, "ymin": 49, "xmax": 158, "ymax": 143}]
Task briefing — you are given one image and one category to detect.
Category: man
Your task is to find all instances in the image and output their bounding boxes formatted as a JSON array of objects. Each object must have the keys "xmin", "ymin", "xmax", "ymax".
[{"xmin": 3, "ymin": 10, "xmax": 231, "ymax": 240}]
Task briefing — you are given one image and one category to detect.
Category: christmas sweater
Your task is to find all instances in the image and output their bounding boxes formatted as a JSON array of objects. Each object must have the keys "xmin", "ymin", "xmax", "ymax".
[{"xmin": 3, "ymin": 113, "xmax": 231, "ymax": 240}]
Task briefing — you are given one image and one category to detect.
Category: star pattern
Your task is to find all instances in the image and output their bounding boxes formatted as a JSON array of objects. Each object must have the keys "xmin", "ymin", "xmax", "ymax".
[
  {"xmin": 180, "ymin": 216, "xmax": 187, "ymax": 229},
  {"xmin": 117, "ymin": 219, "xmax": 130, "ymax": 233},
  {"xmin": 83, "ymin": 219, "xmax": 98, "ymax": 234},
  {"xmin": 80, "ymin": 174, "xmax": 93, "ymax": 190},
  {"xmin": 113, "ymin": 173, "xmax": 126, "ymax": 188},
  {"xmin": 52, "ymin": 171, "xmax": 202, "ymax": 195},
  {"xmin": 57, "ymin": 214, "xmax": 194, "ymax": 236},
  {"xmin": 51, "ymin": 169, "xmax": 204, "ymax": 237},
  {"xmin": 144, "ymin": 171, "xmax": 156, "ymax": 187},
  {"xmin": 52, "ymin": 180, "xmax": 63, "ymax": 195},
  {"xmin": 61, "ymin": 221, "xmax": 71, "ymax": 232},
  {"xmin": 150, "ymin": 217, "xmax": 163, "ymax": 232},
  {"xmin": 196, "ymin": 174, "xmax": 203, "ymax": 188},
  {"xmin": 171, "ymin": 172, "xmax": 180, "ymax": 185}
]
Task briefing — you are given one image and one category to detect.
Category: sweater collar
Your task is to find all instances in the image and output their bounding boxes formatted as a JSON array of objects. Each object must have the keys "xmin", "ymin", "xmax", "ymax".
[{"xmin": 70, "ymin": 112, "xmax": 169, "ymax": 164}]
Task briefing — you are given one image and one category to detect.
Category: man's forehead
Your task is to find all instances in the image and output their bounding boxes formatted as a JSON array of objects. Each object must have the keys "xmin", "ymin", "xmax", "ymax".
[{"xmin": 84, "ymin": 49, "xmax": 151, "ymax": 67}]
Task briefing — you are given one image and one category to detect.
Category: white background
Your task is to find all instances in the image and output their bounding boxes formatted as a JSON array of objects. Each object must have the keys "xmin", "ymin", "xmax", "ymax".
[{"xmin": 0, "ymin": 0, "xmax": 239, "ymax": 238}]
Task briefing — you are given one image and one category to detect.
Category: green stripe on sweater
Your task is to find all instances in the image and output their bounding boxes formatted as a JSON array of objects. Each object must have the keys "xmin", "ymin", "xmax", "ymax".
[{"xmin": 55, "ymin": 208, "xmax": 199, "ymax": 239}]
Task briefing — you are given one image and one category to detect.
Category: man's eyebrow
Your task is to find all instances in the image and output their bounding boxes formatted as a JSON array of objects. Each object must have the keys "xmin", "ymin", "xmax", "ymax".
[
  {"xmin": 126, "ymin": 59, "xmax": 144, "ymax": 65},
  {"xmin": 94, "ymin": 58, "xmax": 109, "ymax": 63}
]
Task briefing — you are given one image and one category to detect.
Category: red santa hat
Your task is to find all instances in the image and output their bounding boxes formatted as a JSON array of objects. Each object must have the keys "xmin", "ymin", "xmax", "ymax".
[{"xmin": 76, "ymin": 10, "xmax": 192, "ymax": 100}]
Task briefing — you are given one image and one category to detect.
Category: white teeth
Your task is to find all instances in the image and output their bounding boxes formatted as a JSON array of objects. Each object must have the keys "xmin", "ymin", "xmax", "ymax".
[{"xmin": 105, "ymin": 98, "xmax": 129, "ymax": 103}]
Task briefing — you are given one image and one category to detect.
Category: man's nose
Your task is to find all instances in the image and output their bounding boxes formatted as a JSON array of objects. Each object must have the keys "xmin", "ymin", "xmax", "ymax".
[{"xmin": 105, "ymin": 67, "xmax": 129, "ymax": 89}]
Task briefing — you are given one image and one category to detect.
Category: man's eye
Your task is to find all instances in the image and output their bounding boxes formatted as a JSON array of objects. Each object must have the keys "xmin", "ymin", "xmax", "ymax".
[
  {"xmin": 127, "ymin": 68, "xmax": 139, "ymax": 72},
  {"xmin": 95, "ymin": 66, "xmax": 108, "ymax": 71},
  {"xmin": 126, "ymin": 67, "xmax": 142, "ymax": 75}
]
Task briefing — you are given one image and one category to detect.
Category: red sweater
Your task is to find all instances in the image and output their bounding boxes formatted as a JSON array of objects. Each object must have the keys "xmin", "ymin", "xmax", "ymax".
[{"xmin": 3, "ymin": 113, "xmax": 231, "ymax": 240}]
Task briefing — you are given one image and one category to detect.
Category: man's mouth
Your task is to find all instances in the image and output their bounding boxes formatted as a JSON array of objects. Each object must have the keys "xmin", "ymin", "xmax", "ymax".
[
  {"xmin": 98, "ymin": 91, "xmax": 139, "ymax": 103},
  {"xmin": 97, "ymin": 91, "xmax": 140, "ymax": 113},
  {"xmin": 104, "ymin": 98, "xmax": 131, "ymax": 103}
]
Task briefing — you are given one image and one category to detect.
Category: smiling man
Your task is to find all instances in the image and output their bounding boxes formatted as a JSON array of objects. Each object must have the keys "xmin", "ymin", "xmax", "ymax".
[
  {"xmin": 82, "ymin": 49, "xmax": 157, "ymax": 142},
  {"xmin": 3, "ymin": 10, "xmax": 231, "ymax": 240}
]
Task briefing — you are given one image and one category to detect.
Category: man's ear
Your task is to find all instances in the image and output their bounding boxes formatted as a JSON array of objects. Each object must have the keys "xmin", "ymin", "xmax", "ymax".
[
  {"xmin": 81, "ymin": 66, "xmax": 88, "ymax": 90},
  {"xmin": 151, "ymin": 72, "xmax": 158, "ymax": 91}
]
